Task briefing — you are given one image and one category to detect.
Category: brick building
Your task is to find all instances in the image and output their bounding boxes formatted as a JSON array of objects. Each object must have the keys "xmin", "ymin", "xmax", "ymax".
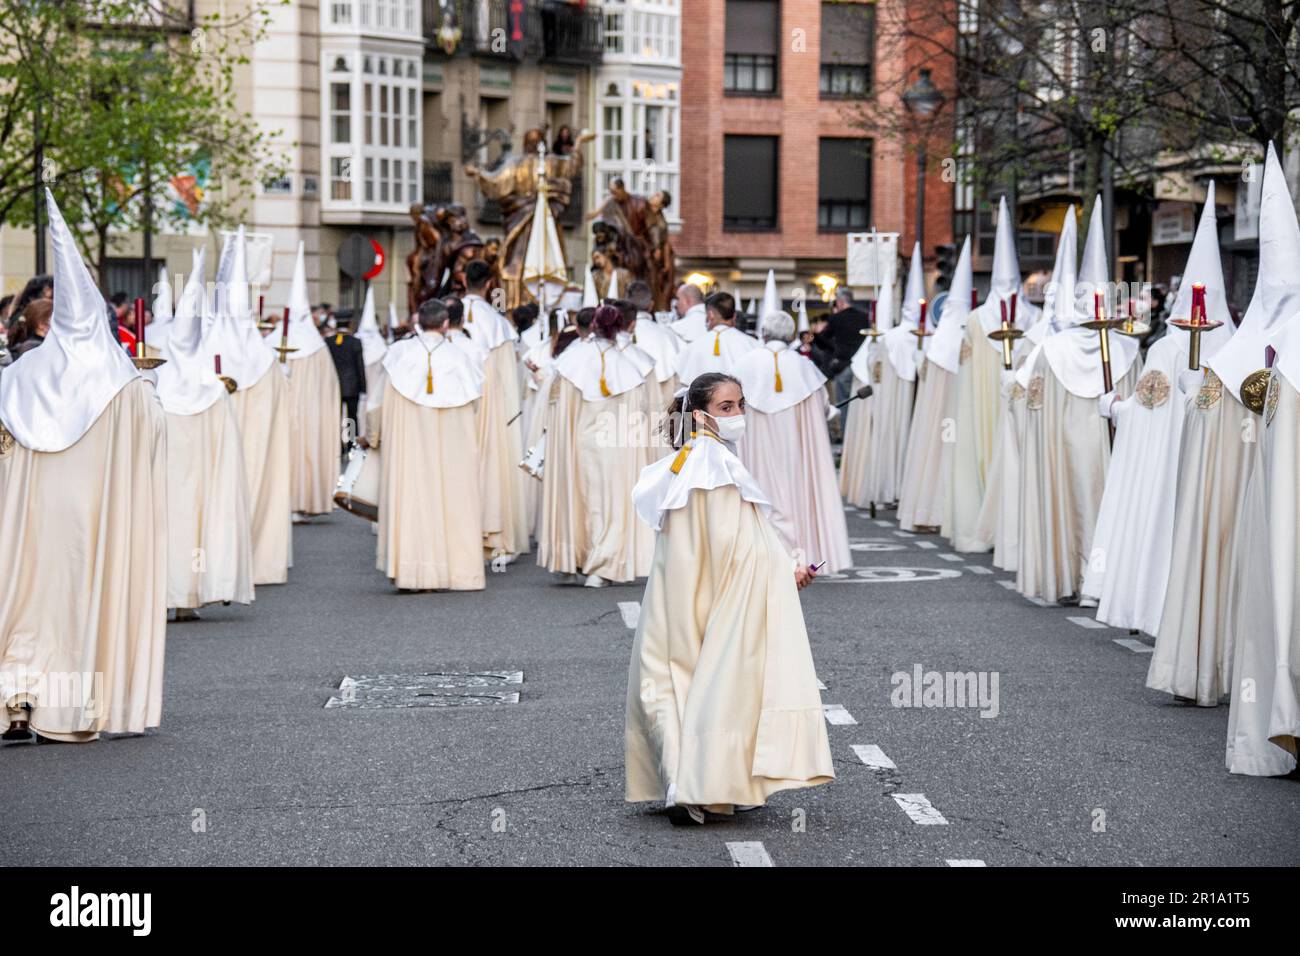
[{"xmin": 675, "ymin": 0, "xmax": 953, "ymax": 306}]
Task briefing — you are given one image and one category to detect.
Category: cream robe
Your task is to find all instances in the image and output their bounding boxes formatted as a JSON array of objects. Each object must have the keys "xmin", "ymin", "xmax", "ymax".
[
  {"xmin": 1015, "ymin": 353, "xmax": 1140, "ymax": 603},
  {"xmin": 947, "ymin": 319, "xmax": 1002, "ymax": 551},
  {"xmin": 1223, "ymin": 385, "xmax": 1296, "ymax": 775},
  {"xmin": 1261, "ymin": 373, "xmax": 1300, "ymax": 764},
  {"xmin": 537, "ymin": 377, "xmax": 656, "ymax": 582},
  {"xmin": 863, "ymin": 350, "xmax": 914, "ymax": 508},
  {"xmin": 1148, "ymin": 375, "xmax": 1255, "ymax": 705},
  {"xmin": 625, "ymin": 482, "xmax": 835, "ymax": 809},
  {"xmin": 479, "ymin": 341, "xmax": 529, "ymax": 558},
  {"xmin": 370, "ymin": 383, "xmax": 484, "ymax": 591},
  {"xmin": 287, "ymin": 346, "xmax": 341, "ymax": 515},
  {"xmin": 229, "ymin": 364, "xmax": 293, "ymax": 586},
  {"xmin": 739, "ymin": 389, "xmax": 852, "ymax": 573},
  {"xmin": 897, "ymin": 360, "xmax": 955, "ymax": 531},
  {"xmin": 164, "ymin": 395, "xmax": 255, "ymax": 610},
  {"xmin": 0, "ymin": 379, "xmax": 167, "ymax": 740},
  {"xmin": 984, "ymin": 376, "xmax": 1029, "ymax": 571},
  {"xmin": 839, "ymin": 373, "xmax": 875, "ymax": 508}
]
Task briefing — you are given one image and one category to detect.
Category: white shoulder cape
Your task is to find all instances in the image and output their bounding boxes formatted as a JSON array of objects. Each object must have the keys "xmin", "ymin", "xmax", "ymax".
[
  {"xmin": 555, "ymin": 336, "xmax": 652, "ymax": 401},
  {"xmin": 733, "ymin": 341, "xmax": 827, "ymax": 414},
  {"xmin": 381, "ymin": 330, "xmax": 484, "ymax": 408},
  {"xmin": 633, "ymin": 431, "xmax": 773, "ymax": 531},
  {"xmin": 464, "ymin": 295, "xmax": 518, "ymax": 350}
]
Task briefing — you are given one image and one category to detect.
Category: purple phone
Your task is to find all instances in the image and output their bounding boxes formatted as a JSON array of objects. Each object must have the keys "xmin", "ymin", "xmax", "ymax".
[{"xmin": 810, "ymin": 561, "xmax": 825, "ymax": 574}]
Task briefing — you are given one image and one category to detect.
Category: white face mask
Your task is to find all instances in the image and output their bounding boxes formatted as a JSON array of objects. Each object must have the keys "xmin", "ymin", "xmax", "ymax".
[{"xmin": 703, "ymin": 411, "xmax": 746, "ymax": 443}]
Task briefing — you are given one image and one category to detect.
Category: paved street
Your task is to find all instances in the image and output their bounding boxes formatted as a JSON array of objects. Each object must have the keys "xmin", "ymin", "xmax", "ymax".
[{"xmin": 5, "ymin": 504, "xmax": 1298, "ymax": 868}]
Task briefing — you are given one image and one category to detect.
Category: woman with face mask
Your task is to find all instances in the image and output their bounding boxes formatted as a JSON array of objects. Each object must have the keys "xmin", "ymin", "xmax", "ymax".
[
  {"xmin": 538, "ymin": 304, "xmax": 658, "ymax": 587},
  {"xmin": 624, "ymin": 372, "xmax": 835, "ymax": 825}
]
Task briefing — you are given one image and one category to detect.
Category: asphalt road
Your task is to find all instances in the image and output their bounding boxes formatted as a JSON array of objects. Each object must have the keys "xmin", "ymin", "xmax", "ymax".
[{"xmin": 5, "ymin": 503, "xmax": 1298, "ymax": 867}]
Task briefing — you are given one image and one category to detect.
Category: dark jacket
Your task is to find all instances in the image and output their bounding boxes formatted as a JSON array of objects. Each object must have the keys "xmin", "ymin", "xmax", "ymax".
[
  {"xmin": 326, "ymin": 332, "xmax": 367, "ymax": 399},
  {"xmin": 9, "ymin": 334, "xmax": 45, "ymax": 360},
  {"xmin": 813, "ymin": 306, "xmax": 871, "ymax": 369}
]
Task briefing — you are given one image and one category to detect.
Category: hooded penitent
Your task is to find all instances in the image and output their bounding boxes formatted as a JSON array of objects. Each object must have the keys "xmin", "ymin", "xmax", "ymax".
[
  {"xmin": 156, "ymin": 247, "xmax": 227, "ymax": 416},
  {"xmin": 201, "ymin": 225, "xmax": 276, "ymax": 392},
  {"xmin": 0, "ymin": 189, "xmax": 140, "ymax": 453}
]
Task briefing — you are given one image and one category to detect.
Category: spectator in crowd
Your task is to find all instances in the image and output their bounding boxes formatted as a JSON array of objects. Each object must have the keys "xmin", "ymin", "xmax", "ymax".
[
  {"xmin": 8, "ymin": 299, "xmax": 53, "ymax": 361},
  {"xmin": 813, "ymin": 288, "xmax": 871, "ymax": 404}
]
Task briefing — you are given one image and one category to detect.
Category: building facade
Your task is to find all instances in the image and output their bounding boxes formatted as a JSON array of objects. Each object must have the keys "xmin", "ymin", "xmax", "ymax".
[{"xmin": 675, "ymin": 0, "xmax": 953, "ymax": 307}]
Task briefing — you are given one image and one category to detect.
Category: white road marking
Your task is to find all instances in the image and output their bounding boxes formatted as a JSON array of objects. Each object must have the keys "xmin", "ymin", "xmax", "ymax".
[
  {"xmin": 967, "ymin": 565, "xmax": 993, "ymax": 575},
  {"xmin": 893, "ymin": 530, "xmax": 917, "ymax": 538},
  {"xmin": 823, "ymin": 704, "xmax": 857, "ymax": 725},
  {"xmin": 938, "ymin": 553, "xmax": 963, "ymax": 562},
  {"xmin": 815, "ymin": 678, "xmax": 828, "ymax": 690},
  {"xmin": 914, "ymin": 540, "xmax": 939, "ymax": 550},
  {"xmin": 1113, "ymin": 637, "xmax": 1155, "ymax": 654},
  {"xmin": 727, "ymin": 841, "xmax": 774, "ymax": 867},
  {"xmin": 892, "ymin": 793, "xmax": 949, "ymax": 825},
  {"xmin": 1068, "ymin": 615, "xmax": 1107, "ymax": 630},
  {"xmin": 1025, "ymin": 596, "xmax": 1049, "ymax": 607},
  {"xmin": 618, "ymin": 602, "xmax": 641, "ymax": 629},
  {"xmin": 874, "ymin": 520, "xmax": 891, "ymax": 528},
  {"xmin": 851, "ymin": 744, "xmax": 897, "ymax": 770},
  {"xmin": 997, "ymin": 580, "xmax": 1017, "ymax": 590},
  {"xmin": 946, "ymin": 859, "xmax": 987, "ymax": 867}
]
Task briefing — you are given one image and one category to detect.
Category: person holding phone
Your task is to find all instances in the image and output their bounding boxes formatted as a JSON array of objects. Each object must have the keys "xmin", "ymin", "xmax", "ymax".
[{"xmin": 624, "ymin": 372, "xmax": 835, "ymax": 825}]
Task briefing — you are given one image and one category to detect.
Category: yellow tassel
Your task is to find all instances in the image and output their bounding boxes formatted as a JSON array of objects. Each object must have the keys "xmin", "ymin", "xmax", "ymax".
[
  {"xmin": 713, "ymin": 331, "xmax": 721, "ymax": 356},
  {"xmin": 335, "ymin": 333, "xmax": 343, "ymax": 346},
  {"xmin": 670, "ymin": 445, "xmax": 691, "ymax": 474},
  {"xmin": 599, "ymin": 349, "xmax": 611, "ymax": 397},
  {"xmin": 426, "ymin": 354, "xmax": 434, "ymax": 394},
  {"xmin": 773, "ymin": 351, "xmax": 783, "ymax": 392}
]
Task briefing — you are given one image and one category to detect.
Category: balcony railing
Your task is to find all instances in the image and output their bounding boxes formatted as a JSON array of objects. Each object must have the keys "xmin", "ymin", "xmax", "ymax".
[
  {"xmin": 423, "ymin": 161, "xmax": 454, "ymax": 206},
  {"xmin": 424, "ymin": 0, "xmax": 602, "ymax": 65}
]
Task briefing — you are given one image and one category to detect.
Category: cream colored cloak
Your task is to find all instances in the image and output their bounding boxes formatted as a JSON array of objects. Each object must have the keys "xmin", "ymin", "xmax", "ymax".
[
  {"xmin": 229, "ymin": 364, "xmax": 294, "ymax": 586},
  {"xmin": 287, "ymin": 346, "xmax": 342, "ymax": 515},
  {"xmin": 0, "ymin": 380, "xmax": 167, "ymax": 740},
  {"xmin": 625, "ymin": 482, "xmax": 835, "ymax": 809}
]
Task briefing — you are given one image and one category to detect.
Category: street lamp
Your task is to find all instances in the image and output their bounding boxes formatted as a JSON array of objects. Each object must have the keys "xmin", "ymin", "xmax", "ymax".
[{"xmin": 902, "ymin": 68, "xmax": 945, "ymax": 263}]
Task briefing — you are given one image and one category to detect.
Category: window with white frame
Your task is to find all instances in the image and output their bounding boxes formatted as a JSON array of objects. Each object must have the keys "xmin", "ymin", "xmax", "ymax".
[
  {"xmin": 323, "ymin": 49, "xmax": 422, "ymax": 211},
  {"xmin": 324, "ymin": 0, "xmax": 419, "ymax": 37}
]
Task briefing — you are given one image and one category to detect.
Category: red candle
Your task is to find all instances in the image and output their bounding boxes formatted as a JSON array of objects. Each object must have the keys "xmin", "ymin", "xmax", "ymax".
[
  {"xmin": 1010, "ymin": 292, "xmax": 1018, "ymax": 326},
  {"xmin": 1191, "ymin": 283, "xmax": 1206, "ymax": 326},
  {"xmin": 282, "ymin": 307, "xmax": 290, "ymax": 339},
  {"xmin": 999, "ymin": 298, "xmax": 1009, "ymax": 329},
  {"xmin": 214, "ymin": 354, "xmax": 222, "ymax": 375},
  {"xmin": 258, "ymin": 294, "xmax": 264, "ymax": 319},
  {"xmin": 971, "ymin": 288, "xmax": 978, "ymax": 310},
  {"xmin": 918, "ymin": 298, "xmax": 927, "ymax": 334},
  {"xmin": 1093, "ymin": 291, "xmax": 1103, "ymax": 321},
  {"xmin": 134, "ymin": 297, "xmax": 146, "ymax": 357}
]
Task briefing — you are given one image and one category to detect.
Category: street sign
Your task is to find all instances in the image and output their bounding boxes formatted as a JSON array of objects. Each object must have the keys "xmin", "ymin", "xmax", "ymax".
[
  {"xmin": 338, "ymin": 232, "xmax": 373, "ymax": 279},
  {"xmin": 363, "ymin": 239, "xmax": 385, "ymax": 281}
]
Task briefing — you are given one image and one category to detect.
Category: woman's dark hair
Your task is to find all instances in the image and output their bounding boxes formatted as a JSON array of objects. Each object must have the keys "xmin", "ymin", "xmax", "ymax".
[
  {"xmin": 442, "ymin": 296, "xmax": 464, "ymax": 327},
  {"xmin": 663, "ymin": 372, "xmax": 742, "ymax": 449},
  {"xmin": 510, "ymin": 302, "xmax": 539, "ymax": 335},
  {"xmin": 11, "ymin": 274, "xmax": 52, "ymax": 327},
  {"xmin": 611, "ymin": 298, "xmax": 637, "ymax": 326},
  {"xmin": 575, "ymin": 307, "xmax": 595, "ymax": 332},
  {"xmin": 9, "ymin": 298, "xmax": 52, "ymax": 347},
  {"xmin": 592, "ymin": 303, "xmax": 624, "ymax": 341}
]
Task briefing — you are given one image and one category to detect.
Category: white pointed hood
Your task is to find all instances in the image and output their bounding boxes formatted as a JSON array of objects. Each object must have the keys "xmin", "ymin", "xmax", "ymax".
[
  {"xmin": 977, "ymin": 195, "xmax": 1040, "ymax": 343},
  {"xmin": 1015, "ymin": 208, "xmax": 1078, "ymax": 387},
  {"xmin": 0, "ymin": 189, "xmax": 140, "ymax": 452},
  {"xmin": 1039, "ymin": 196, "xmax": 1139, "ymax": 398},
  {"xmin": 897, "ymin": 243, "xmax": 925, "ymax": 327},
  {"xmin": 148, "ymin": 265, "xmax": 176, "ymax": 354},
  {"xmin": 202, "ymin": 225, "xmax": 275, "ymax": 391},
  {"xmin": 796, "ymin": 296, "xmax": 810, "ymax": 333},
  {"xmin": 388, "ymin": 301, "xmax": 400, "ymax": 332},
  {"xmin": 758, "ymin": 269, "xmax": 780, "ymax": 334},
  {"xmin": 284, "ymin": 241, "xmax": 324, "ymax": 359},
  {"xmin": 928, "ymin": 235, "xmax": 974, "ymax": 374},
  {"xmin": 355, "ymin": 286, "xmax": 388, "ymax": 366},
  {"xmin": 1042, "ymin": 205, "xmax": 1079, "ymax": 334},
  {"xmin": 850, "ymin": 268, "xmax": 895, "ymax": 383},
  {"xmin": 607, "ymin": 268, "xmax": 620, "ymax": 301},
  {"xmin": 882, "ymin": 242, "xmax": 927, "ymax": 380},
  {"xmin": 1164, "ymin": 180, "xmax": 1232, "ymax": 360},
  {"xmin": 1215, "ymin": 145, "xmax": 1300, "ymax": 394},
  {"xmin": 156, "ymin": 247, "xmax": 227, "ymax": 416},
  {"xmin": 581, "ymin": 266, "xmax": 598, "ymax": 308}
]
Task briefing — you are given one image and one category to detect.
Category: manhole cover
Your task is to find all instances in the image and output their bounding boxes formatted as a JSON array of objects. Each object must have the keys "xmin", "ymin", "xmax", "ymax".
[{"xmin": 326, "ymin": 671, "xmax": 523, "ymax": 709}]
